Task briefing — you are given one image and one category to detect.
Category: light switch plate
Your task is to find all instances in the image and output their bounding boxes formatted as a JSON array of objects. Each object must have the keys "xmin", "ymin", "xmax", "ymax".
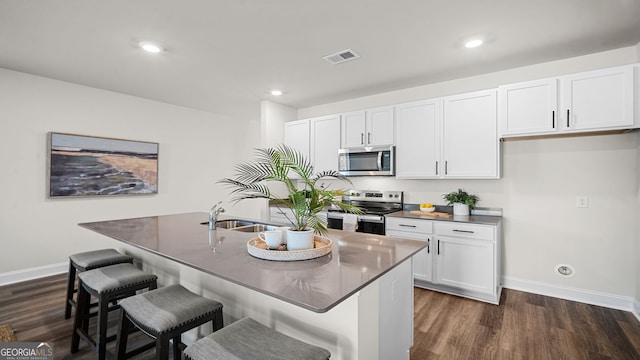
[{"xmin": 576, "ymin": 196, "xmax": 589, "ymax": 208}]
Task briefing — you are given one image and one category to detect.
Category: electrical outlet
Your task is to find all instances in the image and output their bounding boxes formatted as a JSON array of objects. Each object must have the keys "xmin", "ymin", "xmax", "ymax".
[{"xmin": 576, "ymin": 196, "xmax": 589, "ymax": 208}]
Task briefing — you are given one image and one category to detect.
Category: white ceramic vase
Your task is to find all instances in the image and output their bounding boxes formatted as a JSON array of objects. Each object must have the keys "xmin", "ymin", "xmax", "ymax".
[
  {"xmin": 286, "ymin": 228, "xmax": 315, "ymax": 250},
  {"xmin": 453, "ymin": 203, "xmax": 470, "ymax": 216}
]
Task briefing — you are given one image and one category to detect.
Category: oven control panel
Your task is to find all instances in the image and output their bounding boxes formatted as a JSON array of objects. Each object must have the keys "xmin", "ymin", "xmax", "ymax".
[{"xmin": 344, "ymin": 190, "xmax": 403, "ymax": 203}]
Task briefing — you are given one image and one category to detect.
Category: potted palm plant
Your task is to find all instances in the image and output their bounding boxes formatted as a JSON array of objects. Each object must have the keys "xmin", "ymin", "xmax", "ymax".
[
  {"xmin": 443, "ymin": 188, "xmax": 479, "ymax": 216},
  {"xmin": 219, "ymin": 144, "xmax": 361, "ymax": 250}
]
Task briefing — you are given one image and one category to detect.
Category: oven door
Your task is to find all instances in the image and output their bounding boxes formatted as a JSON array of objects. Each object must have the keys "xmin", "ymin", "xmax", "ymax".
[{"xmin": 327, "ymin": 213, "xmax": 386, "ymax": 235}]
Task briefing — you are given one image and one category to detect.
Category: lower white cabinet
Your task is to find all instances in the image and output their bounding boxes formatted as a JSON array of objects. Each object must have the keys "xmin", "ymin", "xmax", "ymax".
[
  {"xmin": 386, "ymin": 217, "xmax": 433, "ymax": 282},
  {"xmin": 386, "ymin": 217, "xmax": 502, "ymax": 304}
]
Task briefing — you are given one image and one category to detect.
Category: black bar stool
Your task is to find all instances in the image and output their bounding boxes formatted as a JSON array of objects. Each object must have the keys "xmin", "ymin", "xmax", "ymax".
[
  {"xmin": 184, "ymin": 317, "xmax": 331, "ymax": 360},
  {"xmin": 115, "ymin": 284, "xmax": 223, "ymax": 360},
  {"xmin": 71, "ymin": 263, "xmax": 157, "ymax": 360},
  {"xmin": 65, "ymin": 249, "xmax": 134, "ymax": 319}
]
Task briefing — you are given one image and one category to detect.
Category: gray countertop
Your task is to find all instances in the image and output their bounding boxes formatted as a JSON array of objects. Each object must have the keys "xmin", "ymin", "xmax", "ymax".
[
  {"xmin": 386, "ymin": 210, "xmax": 502, "ymax": 226},
  {"xmin": 79, "ymin": 212, "xmax": 426, "ymax": 313}
]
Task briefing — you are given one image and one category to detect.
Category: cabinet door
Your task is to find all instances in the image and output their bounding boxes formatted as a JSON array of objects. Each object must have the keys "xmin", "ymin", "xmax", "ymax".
[
  {"xmin": 366, "ymin": 106, "xmax": 395, "ymax": 146},
  {"xmin": 435, "ymin": 235, "xmax": 494, "ymax": 295},
  {"xmin": 341, "ymin": 111, "xmax": 366, "ymax": 148},
  {"xmin": 310, "ymin": 115, "xmax": 341, "ymax": 172},
  {"xmin": 284, "ymin": 119, "xmax": 310, "ymax": 179},
  {"xmin": 395, "ymin": 99, "xmax": 441, "ymax": 178},
  {"xmin": 498, "ymin": 78, "xmax": 558, "ymax": 136},
  {"xmin": 560, "ymin": 65, "xmax": 635, "ymax": 131},
  {"xmin": 386, "ymin": 229, "xmax": 432, "ymax": 282},
  {"xmin": 284, "ymin": 119, "xmax": 310, "ymax": 158},
  {"xmin": 443, "ymin": 89, "xmax": 499, "ymax": 178}
]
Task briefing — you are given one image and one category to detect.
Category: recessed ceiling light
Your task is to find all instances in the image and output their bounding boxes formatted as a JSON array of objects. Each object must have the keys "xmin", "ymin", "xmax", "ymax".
[
  {"xmin": 270, "ymin": 90, "xmax": 283, "ymax": 96},
  {"xmin": 139, "ymin": 41, "xmax": 163, "ymax": 53},
  {"xmin": 464, "ymin": 39, "xmax": 483, "ymax": 48}
]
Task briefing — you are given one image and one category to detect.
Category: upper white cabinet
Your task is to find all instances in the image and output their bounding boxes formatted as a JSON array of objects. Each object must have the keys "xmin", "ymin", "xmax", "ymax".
[
  {"xmin": 395, "ymin": 99, "xmax": 441, "ymax": 178},
  {"xmin": 395, "ymin": 90, "xmax": 499, "ymax": 179},
  {"xmin": 284, "ymin": 119, "xmax": 310, "ymax": 179},
  {"xmin": 498, "ymin": 78, "xmax": 558, "ymax": 136},
  {"xmin": 561, "ymin": 65, "xmax": 635, "ymax": 131},
  {"xmin": 310, "ymin": 114, "xmax": 341, "ymax": 173},
  {"xmin": 341, "ymin": 106, "xmax": 394, "ymax": 148},
  {"xmin": 442, "ymin": 89, "xmax": 499, "ymax": 179},
  {"xmin": 499, "ymin": 64, "xmax": 637, "ymax": 138},
  {"xmin": 284, "ymin": 119, "xmax": 310, "ymax": 157}
]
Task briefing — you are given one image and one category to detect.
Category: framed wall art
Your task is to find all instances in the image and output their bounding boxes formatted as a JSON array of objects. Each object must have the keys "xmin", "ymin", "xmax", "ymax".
[{"xmin": 48, "ymin": 132, "xmax": 158, "ymax": 197}]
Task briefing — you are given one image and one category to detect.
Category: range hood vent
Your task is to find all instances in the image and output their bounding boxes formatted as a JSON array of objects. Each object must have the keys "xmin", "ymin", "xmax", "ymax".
[{"xmin": 323, "ymin": 49, "xmax": 360, "ymax": 65}]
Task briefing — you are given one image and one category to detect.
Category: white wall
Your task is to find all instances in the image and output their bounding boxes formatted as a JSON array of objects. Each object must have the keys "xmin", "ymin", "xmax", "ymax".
[
  {"xmin": 261, "ymin": 100, "xmax": 297, "ymax": 148},
  {"xmin": 0, "ymin": 68, "xmax": 261, "ymax": 276},
  {"xmin": 297, "ymin": 46, "xmax": 640, "ymax": 302}
]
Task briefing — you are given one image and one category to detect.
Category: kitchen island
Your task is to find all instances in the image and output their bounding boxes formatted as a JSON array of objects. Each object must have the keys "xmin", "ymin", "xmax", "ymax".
[{"xmin": 79, "ymin": 212, "xmax": 426, "ymax": 360}]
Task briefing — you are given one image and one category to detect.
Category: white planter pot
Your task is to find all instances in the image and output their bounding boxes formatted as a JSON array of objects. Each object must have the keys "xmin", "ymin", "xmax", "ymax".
[
  {"xmin": 286, "ymin": 228, "xmax": 315, "ymax": 250},
  {"xmin": 453, "ymin": 203, "xmax": 470, "ymax": 216}
]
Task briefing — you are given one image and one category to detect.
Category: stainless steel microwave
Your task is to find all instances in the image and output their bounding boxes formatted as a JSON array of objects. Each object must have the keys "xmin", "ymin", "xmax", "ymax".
[{"xmin": 338, "ymin": 146, "xmax": 395, "ymax": 176}]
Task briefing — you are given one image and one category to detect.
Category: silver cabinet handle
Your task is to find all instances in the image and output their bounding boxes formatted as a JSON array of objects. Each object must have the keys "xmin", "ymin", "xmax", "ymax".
[
  {"xmin": 399, "ymin": 224, "xmax": 417, "ymax": 228},
  {"xmin": 435, "ymin": 161, "xmax": 438, "ymax": 175},
  {"xmin": 368, "ymin": 132, "xmax": 371, "ymax": 144},
  {"xmin": 361, "ymin": 133, "xmax": 364, "ymax": 145},
  {"xmin": 566, "ymin": 109, "xmax": 570, "ymax": 128},
  {"xmin": 552, "ymin": 110, "xmax": 555, "ymax": 128},
  {"xmin": 452, "ymin": 229, "xmax": 474, "ymax": 233},
  {"xmin": 445, "ymin": 161, "xmax": 448, "ymax": 175},
  {"xmin": 427, "ymin": 238, "xmax": 430, "ymax": 254}
]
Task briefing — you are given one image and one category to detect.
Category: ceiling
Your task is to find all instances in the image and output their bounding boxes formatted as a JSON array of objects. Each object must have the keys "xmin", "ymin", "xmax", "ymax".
[{"xmin": 1, "ymin": 0, "xmax": 639, "ymax": 120}]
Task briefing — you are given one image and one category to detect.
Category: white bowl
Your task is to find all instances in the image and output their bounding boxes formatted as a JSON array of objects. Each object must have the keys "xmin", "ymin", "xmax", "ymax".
[{"xmin": 419, "ymin": 207, "xmax": 435, "ymax": 213}]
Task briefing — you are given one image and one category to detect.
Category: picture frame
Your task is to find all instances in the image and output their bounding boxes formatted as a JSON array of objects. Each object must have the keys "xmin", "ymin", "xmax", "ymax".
[{"xmin": 48, "ymin": 132, "xmax": 159, "ymax": 197}]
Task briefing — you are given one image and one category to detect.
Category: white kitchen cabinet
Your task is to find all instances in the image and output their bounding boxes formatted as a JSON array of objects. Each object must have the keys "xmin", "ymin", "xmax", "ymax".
[
  {"xmin": 442, "ymin": 89, "xmax": 499, "ymax": 178},
  {"xmin": 310, "ymin": 114, "xmax": 341, "ymax": 173},
  {"xmin": 499, "ymin": 64, "xmax": 637, "ymax": 138},
  {"xmin": 498, "ymin": 78, "xmax": 558, "ymax": 136},
  {"xmin": 284, "ymin": 119, "xmax": 310, "ymax": 158},
  {"xmin": 341, "ymin": 106, "xmax": 394, "ymax": 148},
  {"xmin": 385, "ymin": 216, "xmax": 501, "ymax": 304},
  {"xmin": 386, "ymin": 217, "xmax": 434, "ymax": 282},
  {"xmin": 561, "ymin": 65, "xmax": 635, "ymax": 131},
  {"xmin": 395, "ymin": 99, "xmax": 441, "ymax": 178}
]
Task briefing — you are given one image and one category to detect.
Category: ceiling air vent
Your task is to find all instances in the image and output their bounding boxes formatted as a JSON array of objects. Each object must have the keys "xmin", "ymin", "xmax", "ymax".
[{"xmin": 323, "ymin": 49, "xmax": 360, "ymax": 65}]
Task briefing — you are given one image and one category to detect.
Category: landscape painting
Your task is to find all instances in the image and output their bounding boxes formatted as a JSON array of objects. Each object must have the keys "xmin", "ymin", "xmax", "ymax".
[{"xmin": 49, "ymin": 132, "xmax": 158, "ymax": 197}]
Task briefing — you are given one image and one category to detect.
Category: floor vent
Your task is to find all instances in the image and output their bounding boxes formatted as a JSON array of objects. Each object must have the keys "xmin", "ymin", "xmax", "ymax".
[{"xmin": 323, "ymin": 49, "xmax": 360, "ymax": 65}]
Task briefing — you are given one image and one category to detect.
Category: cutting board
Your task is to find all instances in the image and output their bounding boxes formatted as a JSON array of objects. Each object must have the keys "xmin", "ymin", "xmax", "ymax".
[{"xmin": 409, "ymin": 210, "xmax": 452, "ymax": 218}]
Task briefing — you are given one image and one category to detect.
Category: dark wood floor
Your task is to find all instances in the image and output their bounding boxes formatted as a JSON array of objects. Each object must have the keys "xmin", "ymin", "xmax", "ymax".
[{"xmin": 1, "ymin": 274, "xmax": 640, "ymax": 359}]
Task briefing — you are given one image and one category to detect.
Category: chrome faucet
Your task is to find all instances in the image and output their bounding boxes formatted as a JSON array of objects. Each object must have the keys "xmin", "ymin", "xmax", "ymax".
[{"xmin": 209, "ymin": 201, "xmax": 225, "ymax": 230}]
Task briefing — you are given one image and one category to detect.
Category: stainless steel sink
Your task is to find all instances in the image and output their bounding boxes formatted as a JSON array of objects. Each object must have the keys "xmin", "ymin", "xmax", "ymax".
[
  {"xmin": 200, "ymin": 219, "xmax": 278, "ymax": 232},
  {"xmin": 213, "ymin": 219, "xmax": 258, "ymax": 229},
  {"xmin": 230, "ymin": 224, "xmax": 278, "ymax": 232}
]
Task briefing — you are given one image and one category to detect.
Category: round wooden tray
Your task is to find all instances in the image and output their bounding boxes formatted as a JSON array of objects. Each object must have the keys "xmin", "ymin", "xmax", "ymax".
[{"xmin": 247, "ymin": 235, "xmax": 332, "ymax": 261}]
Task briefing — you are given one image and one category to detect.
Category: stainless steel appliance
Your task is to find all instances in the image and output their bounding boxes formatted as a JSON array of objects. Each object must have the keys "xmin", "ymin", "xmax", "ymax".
[
  {"xmin": 327, "ymin": 190, "xmax": 403, "ymax": 235},
  {"xmin": 338, "ymin": 145, "xmax": 395, "ymax": 176}
]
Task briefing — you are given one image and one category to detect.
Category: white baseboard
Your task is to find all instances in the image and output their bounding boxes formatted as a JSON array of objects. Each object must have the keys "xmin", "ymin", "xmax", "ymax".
[
  {"xmin": 0, "ymin": 262, "xmax": 68, "ymax": 286},
  {"xmin": 502, "ymin": 276, "xmax": 638, "ymax": 314}
]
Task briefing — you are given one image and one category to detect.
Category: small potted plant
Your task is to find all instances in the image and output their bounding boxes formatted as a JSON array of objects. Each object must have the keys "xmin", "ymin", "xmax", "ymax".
[
  {"xmin": 219, "ymin": 144, "xmax": 361, "ymax": 250},
  {"xmin": 442, "ymin": 188, "xmax": 479, "ymax": 216}
]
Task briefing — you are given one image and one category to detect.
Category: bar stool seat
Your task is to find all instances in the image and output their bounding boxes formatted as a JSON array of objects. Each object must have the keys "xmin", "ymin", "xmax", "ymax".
[
  {"xmin": 116, "ymin": 284, "xmax": 224, "ymax": 360},
  {"xmin": 71, "ymin": 263, "xmax": 157, "ymax": 360},
  {"xmin": 184, "ymin": 317, "xmax": 331, "ymax": 360},
  {"xmin": 65, "ymin": 249, "xmax": 134, "ymax": 319}
]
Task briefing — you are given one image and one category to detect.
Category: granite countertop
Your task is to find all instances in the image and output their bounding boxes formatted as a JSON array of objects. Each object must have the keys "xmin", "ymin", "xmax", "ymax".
[
  {"xmin": 386, "ymin": 210, "xmax": 502, "ymax": 226},
  {"xmin": 79, "ymin": 212, "xmax": 426, "ymax": 313}
]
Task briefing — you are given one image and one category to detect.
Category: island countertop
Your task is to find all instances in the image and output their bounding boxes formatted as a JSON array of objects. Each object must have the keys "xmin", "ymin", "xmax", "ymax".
[{"xmin": 79, "ymin": 212, "xmax": 426, "ymax": 313}]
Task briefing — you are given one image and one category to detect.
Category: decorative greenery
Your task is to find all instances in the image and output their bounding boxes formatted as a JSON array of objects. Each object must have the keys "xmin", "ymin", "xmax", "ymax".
[
  {"xmin": 442, "ymin": 188, "xmax": 479, "ymax": 208},
  {"xmin": 219, "ymin": 144, "xmax": 361, "ymax": 235}
]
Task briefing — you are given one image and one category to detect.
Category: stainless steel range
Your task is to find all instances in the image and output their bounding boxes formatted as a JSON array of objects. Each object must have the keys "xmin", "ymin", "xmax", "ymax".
[{"xmin": 327, "ymin": 190, "xmax": 403, "ymax": 235}]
